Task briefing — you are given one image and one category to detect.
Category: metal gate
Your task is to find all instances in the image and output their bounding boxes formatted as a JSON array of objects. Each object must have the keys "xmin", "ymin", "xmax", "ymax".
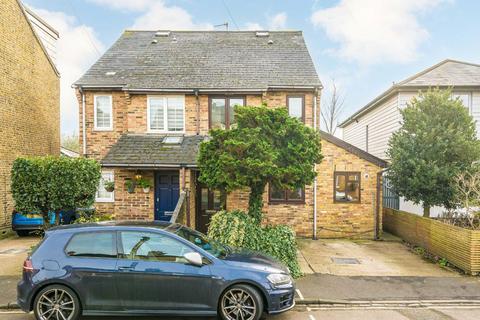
[{"xmin": 383, "ymin": 176, "xmax": 399, "ymax": 210}]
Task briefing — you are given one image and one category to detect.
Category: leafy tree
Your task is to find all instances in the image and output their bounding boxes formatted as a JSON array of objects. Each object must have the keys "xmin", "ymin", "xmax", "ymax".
[
  {"xmin": 198, "ymin": 104, "xmax": 322, "ymax": 223},
  {"xmin": 387, "ymin": 88, "xmax": 480, "ymax": 217},
  {"xmin": 61, "ymin": 132, "xmax": 80, "ymax": 152},
  {"xmin": 11, "ymin": 157, "xmax": 101, "ymax": 227}
]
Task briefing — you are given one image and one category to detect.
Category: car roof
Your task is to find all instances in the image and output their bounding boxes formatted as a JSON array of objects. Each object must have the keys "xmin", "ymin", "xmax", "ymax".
[{"xmin": 48, "ymin": 220, "xmax": 180, "ymax": 233}]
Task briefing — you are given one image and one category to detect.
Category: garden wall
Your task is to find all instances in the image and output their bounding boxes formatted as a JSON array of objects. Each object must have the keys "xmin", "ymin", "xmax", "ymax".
[{"xmin": 383, "ymin": 208, "xmax": 480, "ymax": 275}]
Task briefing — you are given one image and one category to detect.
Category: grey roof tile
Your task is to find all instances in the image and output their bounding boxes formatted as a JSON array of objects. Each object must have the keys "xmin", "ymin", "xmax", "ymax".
[
  {"xmin": 75, "ymin": 31, "xmax": 321, "ymax": 90},
  {"xmin": 101, "ymin": 134, "xmax": 205, "ymax": 167},
  {"xmin": 320, "ymin": 131, "xmax": 388, "ymax": 168}
]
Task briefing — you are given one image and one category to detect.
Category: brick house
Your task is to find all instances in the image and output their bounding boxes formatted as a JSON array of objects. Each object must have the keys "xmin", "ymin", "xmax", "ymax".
[
  {"xmin": 75, "ymin": 30, "xmax": 386, "ymax": 239},
  {"xmin": 0, "ymin": 0, "xmax": 60, "ymax": 232}
]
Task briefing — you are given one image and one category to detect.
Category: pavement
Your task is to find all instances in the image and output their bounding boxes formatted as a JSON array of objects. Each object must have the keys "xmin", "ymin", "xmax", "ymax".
[{"xmin": 2, "ymin": 306, "xmax": 480, "ymax": 320}]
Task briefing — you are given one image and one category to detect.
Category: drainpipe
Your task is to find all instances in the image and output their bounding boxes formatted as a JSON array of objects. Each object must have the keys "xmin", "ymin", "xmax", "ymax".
[
  {"xmin": 81, "ymin": 88, "xmax": 87, "ymax": 156},
  {"xmin": 195, "ymin": 89, "xmax": 200, "ymax": 135},
  {"xmin": 313, "ymin": 88, "xmax": 319, "ymax": 240},
  {"xmin": 375, "ymin": 168, "xmax": 389, "ymax": 240}
]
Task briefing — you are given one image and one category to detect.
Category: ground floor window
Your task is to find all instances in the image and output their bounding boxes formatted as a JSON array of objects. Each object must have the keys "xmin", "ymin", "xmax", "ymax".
[
  {"xmin": 96, "ymin": 171, "xmax": 114, "ymax": 202},
  {"xmin": 269, "ymin": 184, "xmax": 305, "ymax": 203},
  {"xmin": 334, "ymin": 171, "xmax": 360, "ymax": 203}
]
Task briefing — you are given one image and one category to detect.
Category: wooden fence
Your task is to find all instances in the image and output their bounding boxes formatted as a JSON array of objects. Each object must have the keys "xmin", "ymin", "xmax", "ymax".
[{"xmin": 383, "ymin": 208, "xmax": 480, "ymax": 275}]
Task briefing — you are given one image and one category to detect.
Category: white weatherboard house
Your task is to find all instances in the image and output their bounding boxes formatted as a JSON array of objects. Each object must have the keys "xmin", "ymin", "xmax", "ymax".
[{"xmin": 338, "ymin": 59, "xmax": 480, "ymax": 216}]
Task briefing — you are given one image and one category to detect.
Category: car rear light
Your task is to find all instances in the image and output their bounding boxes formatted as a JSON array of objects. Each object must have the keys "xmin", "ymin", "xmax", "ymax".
[{"xmin": 23, "ymin": 259, "xmax": 35, "ymax": 273}]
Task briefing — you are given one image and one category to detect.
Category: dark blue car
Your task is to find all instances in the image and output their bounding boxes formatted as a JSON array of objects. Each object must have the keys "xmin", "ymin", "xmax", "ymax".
[{"xmin": 18, "ymin": 221, "xmax": 295, "ymax": 320}]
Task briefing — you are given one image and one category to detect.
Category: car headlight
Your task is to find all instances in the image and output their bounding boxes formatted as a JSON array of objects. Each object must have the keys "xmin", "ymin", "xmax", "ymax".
[{"xmin": 267, "ymin": 273, "xmax": 292, "ymax": 288}]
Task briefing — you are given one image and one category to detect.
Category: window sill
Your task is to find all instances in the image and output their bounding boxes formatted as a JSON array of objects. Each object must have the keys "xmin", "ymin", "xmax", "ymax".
[
  {"xmin": 334, "ymin": 200, "xmax": 361, "ymax": 204},
  {"xmin": 147, "ymin": 130, "xmax": 185, "ymax": 134},
  {"xmin": 96, "ymin": 198, "xmax": 115, "ymax": 203},
  {"xmin": 93, "ymin": 127, "xmax": 113, "ymax": 132},
  {"xmin": 268, "ymin": 200, "xmax": 306, "ymax": 205}
]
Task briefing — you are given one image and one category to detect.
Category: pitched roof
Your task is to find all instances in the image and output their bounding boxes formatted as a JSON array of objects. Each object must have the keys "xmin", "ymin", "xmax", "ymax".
[
  {"xmin": 101, "ymin": 134, "xmax": 206, "ymax": 167},
  {"xmin": 399, "ymin": 59, "xmax": 480, "ymax": 87},
  {"xmin": 17, "ymin": 1, "xmax": 59, "ymax": 76},
  {"xmin": 339, "ymin": 59, "xmax": 480, "ymax": 128},
  {"xmin": 74, "ymin": 30, "xmax": 321, "ymax": 91},
  {"xmin": 320, "ymin": 131, "xmax": 388, "ymax": 168}
]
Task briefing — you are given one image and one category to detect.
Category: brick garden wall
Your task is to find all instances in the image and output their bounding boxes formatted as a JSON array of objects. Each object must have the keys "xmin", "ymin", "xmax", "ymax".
[{"xmin": 0, "ymin": 0, "xmax": 60, "ymax": 231}]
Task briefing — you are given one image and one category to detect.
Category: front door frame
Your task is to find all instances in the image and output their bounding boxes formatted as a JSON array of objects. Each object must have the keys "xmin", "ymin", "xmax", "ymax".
[
  {"xmin": 154, "ymin": 170, "xmax": 180, "ymax": 221},
  {"xmin": 195, "ymin": 172, "xmax": 224, "ymax": 233}
]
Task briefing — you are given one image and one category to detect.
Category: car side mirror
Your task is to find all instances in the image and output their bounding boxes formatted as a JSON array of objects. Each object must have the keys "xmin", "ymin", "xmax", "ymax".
[{"xmin": 183, "ymin": 252, "xmax": 203, "ymax": 267}]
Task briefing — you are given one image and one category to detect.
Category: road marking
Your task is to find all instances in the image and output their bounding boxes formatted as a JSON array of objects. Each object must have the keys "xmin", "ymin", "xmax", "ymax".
[{"xmin": 296, "ymin": 289, "xmax": 304, "ymax": 300}]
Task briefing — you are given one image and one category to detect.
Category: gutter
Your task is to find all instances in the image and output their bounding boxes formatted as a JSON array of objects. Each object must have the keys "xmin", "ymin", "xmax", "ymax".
[{"xmin": 100, "ymin": 163, "xmax": 198, "ymax": 168}]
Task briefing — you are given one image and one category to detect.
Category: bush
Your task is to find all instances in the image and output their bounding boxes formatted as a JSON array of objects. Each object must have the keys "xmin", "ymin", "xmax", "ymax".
[
  {"xmin": 74, "ymin": 209, "xmax": 113, "ymax": 224},
  {"xmin": 208, "ymin": 210, "xmax": 302, "ymax": 278},
  {"xmin": 11, "ymin": 157, "xmax": 101, "ymax": 227}
]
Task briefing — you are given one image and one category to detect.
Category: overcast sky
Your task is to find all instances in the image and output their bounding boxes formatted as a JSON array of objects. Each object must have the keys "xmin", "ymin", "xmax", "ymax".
[{"xmin": 23, "ymin": 0, "xmax": 480, "ymax": 136}]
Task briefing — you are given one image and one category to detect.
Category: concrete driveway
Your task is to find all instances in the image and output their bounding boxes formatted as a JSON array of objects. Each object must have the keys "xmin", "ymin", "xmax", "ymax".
[
  {"xmin": 297, "ymin": 237, "xmax": 457, "ymax": 277},
  {"xmin": 0, "ymin": 235, "xmax": 39, "ymax": 276}
]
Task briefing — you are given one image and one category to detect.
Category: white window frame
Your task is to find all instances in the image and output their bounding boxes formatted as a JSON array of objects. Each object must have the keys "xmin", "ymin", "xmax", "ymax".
[
  {"xmin": 96, "ymin": 171, "xmax": 114, "ymax": 203},
  {"xmin": 452, "ymin": 92, "xmax": 472, "ymax": 114},
  {"xmin": 94, "ymin": 95, "xmax": 113, "ymax": 131},
  {"xmin": 147, "ymin": 95, "xmax": 186, "ymax": 133}
]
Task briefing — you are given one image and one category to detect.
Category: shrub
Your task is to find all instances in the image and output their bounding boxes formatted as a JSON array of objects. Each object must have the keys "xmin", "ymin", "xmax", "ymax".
[
  {"xmin": 208, "ymin": 210, "xmax": 302, "ymax": 278},
  {"xmin": 11, "ymin": 156, "xmax": 101, "ymax": 227},
  {"xmin": 74, "ymin": 209, "xmax": 113, "ymax": 224}
]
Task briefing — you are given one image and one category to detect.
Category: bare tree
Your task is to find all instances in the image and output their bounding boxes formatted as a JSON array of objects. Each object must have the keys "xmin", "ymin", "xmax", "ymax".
[
  {"xmin": 452, "ymin": 168, "xmax": 480, "ymax": 229},
  {"xmin": 321, "ymin": 79, "xmax": 345, "ymax": 135}
]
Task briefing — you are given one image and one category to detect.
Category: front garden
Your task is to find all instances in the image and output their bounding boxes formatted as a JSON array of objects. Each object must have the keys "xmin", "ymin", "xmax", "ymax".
[{"xmin": 385, "ymin": 88, "xmax": 480, "ymax": 275}]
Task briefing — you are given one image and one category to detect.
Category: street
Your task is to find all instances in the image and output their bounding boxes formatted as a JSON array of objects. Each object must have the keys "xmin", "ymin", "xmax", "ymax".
[{"xmin": 2, "ymin": 306, "xmax": 480, "ymax": 320}]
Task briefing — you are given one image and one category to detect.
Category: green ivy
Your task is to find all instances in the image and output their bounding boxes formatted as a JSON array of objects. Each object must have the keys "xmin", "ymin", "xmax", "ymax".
[{"xmin": 208, "ymin": 210, "xmax": 302, "ymax": 278}]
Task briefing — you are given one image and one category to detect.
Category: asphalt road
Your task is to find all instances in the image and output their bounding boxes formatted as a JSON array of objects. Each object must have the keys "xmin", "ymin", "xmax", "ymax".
[{"xmin": 3, "ymin": 307, "xmax": 480, "ymax": 320}]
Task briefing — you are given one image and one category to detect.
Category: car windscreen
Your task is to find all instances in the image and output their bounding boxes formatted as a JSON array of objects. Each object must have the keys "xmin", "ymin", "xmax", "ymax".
[{"xmin": 171, "ymin": 226, "xmax": 229, "ymax": 259}]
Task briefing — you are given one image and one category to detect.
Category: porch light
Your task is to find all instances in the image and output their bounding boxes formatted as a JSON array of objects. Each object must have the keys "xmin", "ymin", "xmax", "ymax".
[{"xmin": 135, "ymin": 170, "xmax": 142, "ymax": 181}]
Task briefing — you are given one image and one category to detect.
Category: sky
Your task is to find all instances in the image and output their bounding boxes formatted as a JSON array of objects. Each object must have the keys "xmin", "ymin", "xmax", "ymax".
[{"xmin": 23, "ymin": 0, "xmax": 480, "ymax": 136}]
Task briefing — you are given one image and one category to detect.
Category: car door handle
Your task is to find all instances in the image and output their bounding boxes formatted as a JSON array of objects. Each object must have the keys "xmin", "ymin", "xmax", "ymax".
[{"xmin": 118, "ymin": 266, "xmax": 134, "ymax": 271}]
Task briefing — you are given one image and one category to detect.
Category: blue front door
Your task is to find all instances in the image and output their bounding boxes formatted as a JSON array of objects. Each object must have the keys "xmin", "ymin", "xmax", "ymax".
[{"xmin": 155, "ymin": 171, "xmax": 180, "ymax": 221}]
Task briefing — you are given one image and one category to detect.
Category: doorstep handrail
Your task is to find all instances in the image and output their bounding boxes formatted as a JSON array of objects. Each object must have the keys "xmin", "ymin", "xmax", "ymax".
[{"xmin": 170, "ymin": 191, "xmax": 186, "ymax": 223}]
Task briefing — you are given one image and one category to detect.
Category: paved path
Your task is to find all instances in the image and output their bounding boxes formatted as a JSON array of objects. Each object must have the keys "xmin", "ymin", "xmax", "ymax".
[
  {"xmin": 2, "ymin": 307, "xmax": 480, "ymax": 320},
  {"xmin": 295, "ymin": 274, "xmax": 480, "ymax": 302}
]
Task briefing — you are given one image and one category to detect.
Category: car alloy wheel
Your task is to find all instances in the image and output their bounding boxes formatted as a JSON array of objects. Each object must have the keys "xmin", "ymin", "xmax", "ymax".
[
  {"xmin": 221, "ymin": 287, "xmax": 258, "ymax": 320},
  {"xmin": 35, "ymin": 288, "xmax": 76, "ymax": 320}
]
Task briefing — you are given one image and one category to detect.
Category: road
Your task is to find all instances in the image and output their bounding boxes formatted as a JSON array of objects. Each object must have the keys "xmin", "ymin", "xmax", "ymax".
[{"xmin": 3, "ymin": 306, "xmax": 480, "ymax": 320}]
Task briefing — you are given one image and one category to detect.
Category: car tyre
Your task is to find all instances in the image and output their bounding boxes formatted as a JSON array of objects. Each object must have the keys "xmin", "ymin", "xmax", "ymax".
[
  {"xmin": 219, "ymin": 284, "xmax": 263, "ymax": 320},
  {"xmin": 16, "ymin": 230, "xmax": 30, "ymax": 237},
  {"xmin": 33, "ymin": 285, "xmax": 81, "ymax": 320}
]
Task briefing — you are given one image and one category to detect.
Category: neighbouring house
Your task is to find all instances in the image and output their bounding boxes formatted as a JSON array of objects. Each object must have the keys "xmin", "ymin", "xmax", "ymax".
[
  {"xmin": 74, "ymin": 30, "xmax": 386, "ymax": 239},
  {"xmin": 0, "ymin": 0, "xmax": 60, "ymax": 232},
  {"xmin": 338, "ymin": 59, "xmax": 480, "ymax": 215}
]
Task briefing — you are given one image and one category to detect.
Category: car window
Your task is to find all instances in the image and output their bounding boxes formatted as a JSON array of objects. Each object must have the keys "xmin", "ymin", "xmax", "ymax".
[
  {"xmin": 172, "ymin": 225, "xmax": 229, "ymax": 259},
  {"xmin": 65, "ymin": 231, "xmax": 116, "ymax": 258},
  {"xmin": 119, "ymin": 231, "xmax": 194, "ymax": 263}
]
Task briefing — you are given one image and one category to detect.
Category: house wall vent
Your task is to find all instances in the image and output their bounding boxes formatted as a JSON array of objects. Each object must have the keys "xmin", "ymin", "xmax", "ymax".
[
  {"xmin": 255, "ymin": 31, "xmax": 269, "ymax": 37},
  {"xmin": 155, "ymin": 31, "xmax": 171, "ymax": 37}
]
